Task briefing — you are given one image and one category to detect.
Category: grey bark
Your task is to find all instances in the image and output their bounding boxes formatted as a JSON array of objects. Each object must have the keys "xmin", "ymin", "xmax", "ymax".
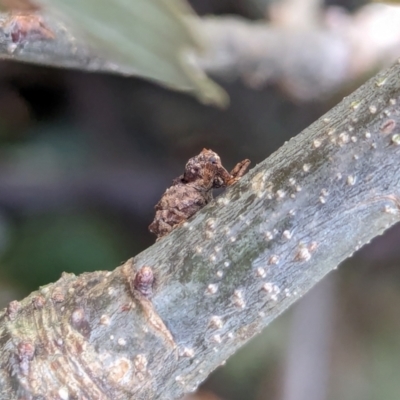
[{"xmin": 1, "ymin": 59, "xmax": 400, "ymax": 399}]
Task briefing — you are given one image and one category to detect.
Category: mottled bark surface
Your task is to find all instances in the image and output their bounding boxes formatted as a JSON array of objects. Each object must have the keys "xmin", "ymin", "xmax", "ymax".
[{"xmin": 1, "ymin": 61, "xmax": 400, "ymax": 399}]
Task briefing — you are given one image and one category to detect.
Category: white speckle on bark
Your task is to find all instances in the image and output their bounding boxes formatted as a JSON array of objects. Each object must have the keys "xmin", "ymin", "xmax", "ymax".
[
  {"xmin": 391, "ymin": 134, "xmax": 400, "ymax": 145},
  {"xmin": 232, "ymin": 290, "xmax": 246, "ymax": 309},
  {"xmin": 262, "ymin": 283, "xmax": 281, "ymax": 301},
  {"xmin": 369, "ymin": 105, "xmax": 377, "ymax": 114},
  {"xmin": 375, "ymin": 77, "xmax": 387, "ymax": 87},
  {"xmin": 58, "ymin": 387, "xmax": 69, "ymax": 400},
  {"xmin": 327, "ymin": 128, "xmax": 335, "ymax": 135},
  {"xmin": 100, "ymin": 315, "xmax": 110, "ymax": 325},
  {"xmin": 282, "ymin": 230, "xmax": 292, "ymax": 240},
  {"xmin": 256, "ymin": 267, "xmax": 266, "ymax": 278},
  {"xmin": 313, "ymin": 139, "xmax": 322, "ymax": 148},
  {"xmin": 180, "ymin": 347, "xmax": 195, "ymax": 358},
  {"xmin": 205, "ymin": 284, "xmax": 219, "ymax": 295},
  {"xmin": 338, "ymin": 132, "xmax": 349, "ymax": 145},
  {"xmin": 209, "ymin": 316, "xmax": 224, "ymax": 329},
  {"xmin": 347, "ymin": 175, "xmax": 356, "ymax": 186},
  {"xmin": 265, "ymin": 231, "xmax": 273, "ymax": 241},
  {"xmin": 212, "ymin": 334, "xmax": 222, "ymax": 343},
  {"xmin": 206, "ymin": 218, "xmax": 216, "ymax": 230},
  {"xmin": 276, "ymin": 189, "xmax": 286, "ymax": 199},
  {"xmin": 268, "ymin": 255, "xmax": 280, "ymax": 265},
  {"xmin": 384, "ymin": 205, "xmax": 397, "ymax": 215},
  {"xmin": 262, "ymin": 282, "xmax": 273, "ymax": 293},
  {"xmin": 217, "ymin": 197, "xmax": 230, "ymax": 206},
  {"xmin": 295, "ymin": 246, "xmax": 311, "ymax": 262}
]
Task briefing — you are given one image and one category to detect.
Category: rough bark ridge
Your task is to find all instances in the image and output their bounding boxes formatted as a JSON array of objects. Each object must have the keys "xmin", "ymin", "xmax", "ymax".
[{"xmin": 1, "ymin": 60, "xmax": 400, "ymax": 399}]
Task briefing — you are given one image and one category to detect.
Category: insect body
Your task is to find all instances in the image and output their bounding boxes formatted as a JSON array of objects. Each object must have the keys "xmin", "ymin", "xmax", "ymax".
[{"xmin": 149, "ymin": 148, "xmax": 250, "ymax": 239}]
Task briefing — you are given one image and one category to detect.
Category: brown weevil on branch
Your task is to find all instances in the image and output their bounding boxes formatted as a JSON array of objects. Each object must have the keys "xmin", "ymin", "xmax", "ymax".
[{"xmin": 149, "ymin": 148, "xmax": 250, "ymax": 239}]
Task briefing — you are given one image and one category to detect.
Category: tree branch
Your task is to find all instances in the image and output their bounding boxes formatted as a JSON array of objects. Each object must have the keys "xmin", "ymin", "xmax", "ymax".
[
  {"xmin": 1, "ymin": 59, "xmax": 400, "ymax": 399},
  {"xmin": 196, "ymin": 4, "xmax": 400, "ymax": 100},
  {"xmin": 1, "ymin": 4, "xmax": 400, "ymax": 101}
]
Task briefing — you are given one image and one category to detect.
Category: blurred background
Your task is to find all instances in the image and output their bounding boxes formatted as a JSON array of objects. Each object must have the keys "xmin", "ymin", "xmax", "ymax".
[{"xmin": 1, "ymin": 0, "xmax": 400, "ymax": 399}]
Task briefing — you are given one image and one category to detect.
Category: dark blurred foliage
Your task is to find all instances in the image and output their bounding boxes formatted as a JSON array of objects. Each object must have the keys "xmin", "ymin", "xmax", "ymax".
[{"xmin": 1, "ymin": 0, "xmax": 400, "ymax": 399}]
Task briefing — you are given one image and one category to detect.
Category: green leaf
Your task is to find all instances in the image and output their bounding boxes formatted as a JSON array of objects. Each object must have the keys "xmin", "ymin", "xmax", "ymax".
[{"xmin": 33, "ymin": 0, "xmax": 228, "ymax": 106}]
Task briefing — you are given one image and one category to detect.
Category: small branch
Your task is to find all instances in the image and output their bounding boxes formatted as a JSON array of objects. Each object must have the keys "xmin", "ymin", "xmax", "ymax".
[
  {"xmin": 1, "ymin": 4, "xmax": 400, "ymax": 101},
  {"xmin": 1, "ymin": 59, "xmax": 400, "ymax": 399},
  {"xmin": 196, "ymin": 4, "xmax": 400, "ymax": 100}
]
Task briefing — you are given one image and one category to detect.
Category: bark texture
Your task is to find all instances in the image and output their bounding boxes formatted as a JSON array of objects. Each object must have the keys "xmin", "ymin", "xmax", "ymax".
[{"xmin": 1, "ymin": 60, "xmax": 400, "ymax": 399}]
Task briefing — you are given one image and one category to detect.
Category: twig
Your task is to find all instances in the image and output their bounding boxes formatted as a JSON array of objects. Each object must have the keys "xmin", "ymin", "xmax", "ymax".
[
  {"xmin": 196, "ymin": 4, "xmax": 400, "ymax": 100},
  {"xmin": 1, "ymin": 4, "xmax": 400, "ymax": 101}
]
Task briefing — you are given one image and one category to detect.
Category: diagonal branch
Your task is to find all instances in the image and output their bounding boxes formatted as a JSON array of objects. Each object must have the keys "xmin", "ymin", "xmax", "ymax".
[{"xmin": 1, "ymin": 60, "xmax": 400, "ymax": 399}]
